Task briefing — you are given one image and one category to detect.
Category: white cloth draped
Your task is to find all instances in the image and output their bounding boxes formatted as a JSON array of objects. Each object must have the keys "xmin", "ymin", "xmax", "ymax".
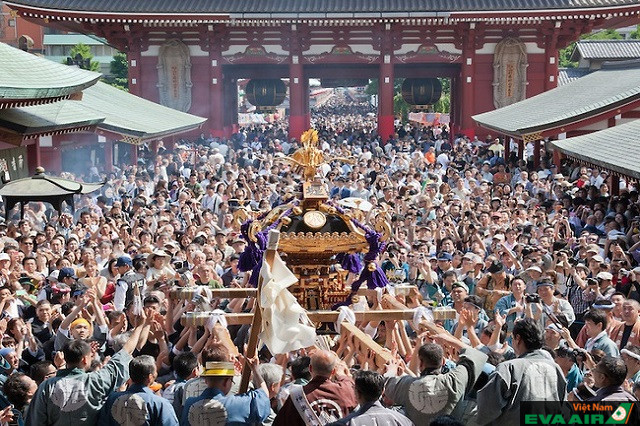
[{"xmin": 259, "ymin": 253, "xmax": 316, "ymax": 354}]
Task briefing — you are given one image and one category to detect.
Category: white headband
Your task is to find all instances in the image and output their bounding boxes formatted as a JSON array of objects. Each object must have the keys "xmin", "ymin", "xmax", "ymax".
[{"xmin": 621, "ymin": 348, "xmax": 640, "ymax": 362}]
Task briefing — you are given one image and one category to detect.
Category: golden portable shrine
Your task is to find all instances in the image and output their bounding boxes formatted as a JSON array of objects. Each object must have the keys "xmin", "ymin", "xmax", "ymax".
[{"xmin": 234, "ymin": 129, "xmax": 392, "ymax": 310}]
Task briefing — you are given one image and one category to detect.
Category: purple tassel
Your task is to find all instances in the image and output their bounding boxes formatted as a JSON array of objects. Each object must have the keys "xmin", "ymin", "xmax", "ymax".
[
  {"xmin": 350, "ymin": 265, "xmax": 389, "ymax": 291},
  {"xmin": 239, "ymin": 220, "xmax": 262, "ymax": 272},
  {"xmin": 337, "ymin": 253, "xmax": 362, "ymax": 274},
  {"xmin": 350, "ymin": 230, "xmax": 389, "ymax": 291}
]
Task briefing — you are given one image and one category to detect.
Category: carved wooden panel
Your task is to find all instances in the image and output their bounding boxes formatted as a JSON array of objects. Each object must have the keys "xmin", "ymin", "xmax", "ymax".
[
  {"xmin": 492, "ymin": 37, "xmax": 528, "ymax": 109},
  {"xmin": 157, "ymin": 39, "xmax": 193, "ymax": 112}
]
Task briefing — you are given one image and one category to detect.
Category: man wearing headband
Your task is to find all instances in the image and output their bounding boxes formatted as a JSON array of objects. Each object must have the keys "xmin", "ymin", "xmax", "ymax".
[
  {"xmin": 53, "ymin": 289, "xmax": 107, "ymax": 352},
  {"xmin": 100, "ymin": 355, "xmax": 178, "ymax": 425},
  {"xmin": 531, "ymin": 278, "xmax": 575, "ymax": 329},
  {"xmin": 182, "ymin": 343, "xmax": 270, "ymax": 426},
  {"xmin": 26, "ymin": 311, "xmax": 151, "ymax": 425}
]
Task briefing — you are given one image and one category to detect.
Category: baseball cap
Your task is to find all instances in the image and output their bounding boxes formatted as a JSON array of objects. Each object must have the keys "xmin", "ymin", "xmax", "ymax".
[
  {"xmin": 437, "ymin": 252, "xmax": 453, "ymax": 261},
  {"xmin": 0, "ymin": 253, "xmax": 9, "ymax": 262},
  {"xmin": 58, "ymin": 267, "xmax": 77, "ymax": 281},
  {"xmin": 115, "ymin": 256, "xmax": 133, "ymax": 267},
  {"xmin": 451, "ymin": 282, "xmax": 469, "ymax": 293}
]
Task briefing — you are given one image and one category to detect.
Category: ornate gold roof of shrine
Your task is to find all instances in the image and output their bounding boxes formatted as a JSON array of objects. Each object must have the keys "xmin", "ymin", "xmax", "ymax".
[{"xmin": 6, "ymin": 0, "xmax": 640, "ymax": 25}]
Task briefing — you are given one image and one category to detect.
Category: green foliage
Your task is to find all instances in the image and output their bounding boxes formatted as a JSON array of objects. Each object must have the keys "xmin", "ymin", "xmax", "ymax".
[
  {"xmin": 558, "ymin": 28, "xmax": 624, "ymax": 68},
  {"xmin": 66, "ymin": 43, "xmax": 101, "ymax": 72},
  {"xmin": 586, "ymin": 29, "xmax": 623, "ymax": 40},
  {"xmin": 105, "ymin": 52, "xmax": 129, "ymax": 91},
  {"xmin": 630, "ymin": 25, "xmax": 640, "ymax": 39},
  {"xmin": 365, "ymin": 77, "xmax": 451, "ymax": 123}
]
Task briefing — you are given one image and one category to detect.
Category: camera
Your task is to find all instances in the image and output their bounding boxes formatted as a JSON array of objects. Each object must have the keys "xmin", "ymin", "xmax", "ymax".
[{"xmin": 525, "ymin": 293, "xmax": 541, "ymax": 303}]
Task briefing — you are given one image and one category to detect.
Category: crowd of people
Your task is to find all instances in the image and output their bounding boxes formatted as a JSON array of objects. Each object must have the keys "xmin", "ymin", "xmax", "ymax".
[{"xmin": 0, "ymin": 97, "xmax": 639, "ymax": 426}]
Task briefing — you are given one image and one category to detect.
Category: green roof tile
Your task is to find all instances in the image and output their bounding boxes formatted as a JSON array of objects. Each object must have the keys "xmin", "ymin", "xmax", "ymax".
[
  {"xmin": 80, "ymin": 82, "xmax": 207, "ymax": 141},
  {"xmin": 550, "ymin": 120, "xmax": 640, "ymax": 180},
  {"xmin": 0, "ymin": 42, "xmax": 101, "ymax": 101},
  {"xmin": 473, "ymin": 60, "xmax": 640, "ymax": 137},
  {"xmin": 0, "ymin": 101, "xmax": 103, "ymax": 136}
]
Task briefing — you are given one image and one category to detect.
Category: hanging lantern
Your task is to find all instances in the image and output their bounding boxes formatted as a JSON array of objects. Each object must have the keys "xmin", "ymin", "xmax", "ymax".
[
  {"xmin": 245, "ymin": 79, "xmax": 287, "ymax": 113},
  {"xmin": 320, "ymin": 78, "xmax": 369, "ymax": 88},
  {"xmin": 401, "ymin": 78, "xmax": 442, "ymax": 110}
]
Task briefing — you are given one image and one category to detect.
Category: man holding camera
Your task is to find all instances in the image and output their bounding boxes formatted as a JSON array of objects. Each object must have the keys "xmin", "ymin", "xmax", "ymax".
[{"xmin": 529, "ymin": 279, "xmax": 575, "ymax": 329}]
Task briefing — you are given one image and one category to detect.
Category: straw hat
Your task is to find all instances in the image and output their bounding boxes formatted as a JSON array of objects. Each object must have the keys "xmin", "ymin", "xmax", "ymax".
[
  {"xmin": 201, "ymin": 361, "xmax": 236, "ymax": 377},
  {"xmin": 147, "ymin": 250, "xmax": 171, "ymax": 265}
]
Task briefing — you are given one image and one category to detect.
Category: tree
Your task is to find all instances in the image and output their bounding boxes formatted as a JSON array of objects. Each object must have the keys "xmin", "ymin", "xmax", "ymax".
[
  {"xmin": 365, "ymin": 77, "xmax": 450, "ymax": 123},
  {"xmin": 630, "ymin": 25, "xmax": 640, "ymax": 39},
  {"xmin": 107, "ymin": 52, "xmax": 129, "ymax": 91},
  {"xmin": 66, "ymin": 43, "xmax": 101, "ymax": 72}
]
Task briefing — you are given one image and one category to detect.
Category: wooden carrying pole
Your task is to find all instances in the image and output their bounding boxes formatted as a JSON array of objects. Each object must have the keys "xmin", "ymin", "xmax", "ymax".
[{"xmin": 239, "ymin": 229, "xmax": 280, "ymax": 393}]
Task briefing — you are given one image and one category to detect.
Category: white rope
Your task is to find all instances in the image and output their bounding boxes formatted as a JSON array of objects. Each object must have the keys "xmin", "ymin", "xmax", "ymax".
[
  {"xmin": 412, "ymin": 306, "xmax": 434, "ymax": 330},
  {"xmin": 205, "ymin": 309, "xmax": 228, "ymax": 332},
  {"xmin": 335, "ymin": 306, "xmax": 356, "ymax": 333}
]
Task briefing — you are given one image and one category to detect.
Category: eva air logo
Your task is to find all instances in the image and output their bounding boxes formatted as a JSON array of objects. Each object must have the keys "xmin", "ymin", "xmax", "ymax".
[
  {"xmin": 606, "ymin": 403, "xmax": 633, "ymax": 424},
  {"xmin": 524, "ymin": 402, "xmax": 635, "ymax": 424}
]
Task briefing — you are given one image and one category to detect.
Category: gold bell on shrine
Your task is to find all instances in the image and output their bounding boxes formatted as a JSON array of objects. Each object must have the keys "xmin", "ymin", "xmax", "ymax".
[{"xmin": 367, "ymin": 262, "xmax": 377, "ymax": 272}]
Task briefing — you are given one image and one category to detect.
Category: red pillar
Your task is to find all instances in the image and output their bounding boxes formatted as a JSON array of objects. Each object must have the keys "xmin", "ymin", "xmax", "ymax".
[
  {"xmin": 460, "ymin": 25, "xmax": 476, "ymax": 135},
  {"xmin": 377, "ymin": 61, "xmax": 395, "ymax": 142},
  {"xmin": 503, "ymin": 137, "xmax": 510, "ymax": 161},
  {"xmin": 518, "ymin": 140, "xmax": 524, "ymax": 160},
  {"xmin": 288, "ymin": 61, "xmax": 308, "ymax": 141},
  {"xmin": 533, "ymin": 140, "xmax": 541, "ymax": 169},
  {"xmin": 127, "ymin": 44, "xmax": 142, "ymax": 97},
  {"xmin": 209, "ymin": 44, "xmax": 225, "ymax": 138},
  {"xmin": 26, "ymin": 139, "xmax": 41, "ymax": 174},
  {"xmin": 544, "ymin": 28, "xmax": 559, "ymax": 91},
  {"xmin": 611, "ymin": 175, "xmax": 620, "ymax": 196},
  {"xmin": 552, "ymin": 149, "xmax": 562, "ymax": 170},
  {"xmin": 223, "ymin": 78, "xmax": 238, "ymax": 137},
  {"xmin": 104, "ymin": 139, "xmax": 113, "ymax": 173},
  {"xmin": 131, "ymin": 143, "xmax": 138, "ymax": 165}
]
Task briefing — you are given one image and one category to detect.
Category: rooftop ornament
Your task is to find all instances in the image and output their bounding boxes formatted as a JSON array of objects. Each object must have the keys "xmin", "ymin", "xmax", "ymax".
[{"xmin": 0, "ymin": 167, "xmax": 104, "ymax": 219}]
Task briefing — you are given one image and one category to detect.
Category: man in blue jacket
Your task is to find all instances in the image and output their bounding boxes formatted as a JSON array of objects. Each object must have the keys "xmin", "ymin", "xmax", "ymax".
[
  {"xmin": 100, "ymin": 355, "xmax": 178, "ymax": 426},
  {"xmin": 181, "ymin": 343, "xmax": 270, "ymax": 426}
]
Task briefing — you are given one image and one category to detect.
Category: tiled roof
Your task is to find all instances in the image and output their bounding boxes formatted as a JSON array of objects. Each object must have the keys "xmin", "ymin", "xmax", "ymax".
[
  {"xmin": 557, "ymin": 68, "xmax": 591, "ymax": 86},
  {"xmin": 4, "ymin": 0, "xmax": 640, "ymax": 13},
  {"xmin": 473, "ymin": 60, "xmax": 640, "ymax": 137},
  {"xmin": 571, "ymin": 40, "xmax": 640, "ymax": 61},
  {"xmin": 0, "ymin": 42, "xmax": 100, "ymax": 102},
  {"xmin": 0, "ymin": 101, "xmax": 103, "ymax": 136},
  {"xmin": 550, "ymin": 119, "xmax": 640, "ymax": 180},
  {"xmin": 80, "ymin": 82, "xmax": 206, "ymax": 142}
]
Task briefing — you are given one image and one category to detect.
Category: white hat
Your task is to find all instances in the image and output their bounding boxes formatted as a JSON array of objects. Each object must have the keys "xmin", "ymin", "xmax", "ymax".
[
  {"xmin": 526, "ymin": 266, "xmax": 542, "ymax": 274},
  {"xmin": 596, "ymin": 272, "xmax": 613, "ymax": 281},
  {"xmin": 0, "ymin": 253, "xmax": 9, "ymax": 262}
]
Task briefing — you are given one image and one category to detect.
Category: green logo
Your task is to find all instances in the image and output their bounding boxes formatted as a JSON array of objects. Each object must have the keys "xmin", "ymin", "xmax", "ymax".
[{"xmin": 606, "ymin": 403, "xmax": 633, "ymax": 424}]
